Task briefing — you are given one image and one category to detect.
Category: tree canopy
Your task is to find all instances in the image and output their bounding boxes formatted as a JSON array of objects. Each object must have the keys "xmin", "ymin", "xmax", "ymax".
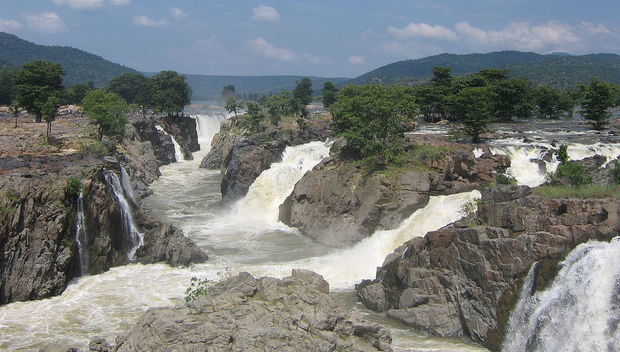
[
  {"xmin": 108, "ymin": 73, "xmax": 149, "ymax": 105},
  {"xmin": 13, "ymin": 60, "xmax": 64, "ymax": 122},
  {"xmin": 331, "ymin": 85, "xmax": 417, "ymax": 167},
  {"xmin": 579, "ymin": 79, "xmax": 618, "ymax": 130},
  {"xmin": 293, "ymin": 77, "xmax": 313, "ymax": 106},
  {"xmin": 322, "ymin": 81, "xmax": 338, "ymax": 108},
  {"xmin": 81, "ymin": 89, "xmax": 130, "ymax": 140},
  {"xmin": 147, "ymin": 71, "xmax": 191, "ymax": 116}
]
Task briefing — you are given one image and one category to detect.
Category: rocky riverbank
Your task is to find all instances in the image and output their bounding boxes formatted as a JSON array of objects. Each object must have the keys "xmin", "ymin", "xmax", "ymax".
[
  {"xmin": 279, "ymin": 138, "xmax": 510, "ymax": 246},
  {"xmin": 0, "ymin": 113, "xmax": 207, "ymax": 304},
  {"xmin": 84, "ymin": 269, "xmax": 392, "ymax": 352},
  {"xmin": 355, "ymin": 185, "xmax": 619, "ymax": 351}
]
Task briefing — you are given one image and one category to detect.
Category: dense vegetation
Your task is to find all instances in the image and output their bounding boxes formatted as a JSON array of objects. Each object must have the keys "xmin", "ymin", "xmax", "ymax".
[
  {"xmin": 0, "ymin": 32, "xmax": 137, "ymax": 86},
  {"xmin": 350, "ymin": 51, "xmax": 620, "ymax": 89}
]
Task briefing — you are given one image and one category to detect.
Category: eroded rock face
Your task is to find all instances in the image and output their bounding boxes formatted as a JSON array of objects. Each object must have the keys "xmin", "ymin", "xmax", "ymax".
[
  {"xmin": 356, "ymin": 186, "xmax": 620, "ymax": 351},
  {"xmin": 159, "ymin": 115, "xmax": 199, "ymax": 160},
  {"xmin": 87, "ymin": 270, "xmax": 392, "ymax": 352},
  {"xmin": 200, "ymin": 119, "xmax": 240, "ymax": 169},
  {"xmin": 280, "ymin": 150, "xmax": 510, "ymax": 246}
]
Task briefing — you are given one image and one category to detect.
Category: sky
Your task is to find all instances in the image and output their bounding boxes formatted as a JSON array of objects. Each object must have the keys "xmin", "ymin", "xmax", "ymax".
[{"xmin": 0, "ymin": 0, "xmax": 618, "ymax": 78}]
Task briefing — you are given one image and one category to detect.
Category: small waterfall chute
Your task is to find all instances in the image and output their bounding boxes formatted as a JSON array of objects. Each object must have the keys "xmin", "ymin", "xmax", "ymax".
[
  {"xmin": 155, "ymin": 125, "xmax": 184, "ymax": 162},
  {"xmin": 104, "ymin": 170, "xmax": 144, "ymax": 260},
  {"xmin": 502, "ymin": 240, "xmax": 620, "ymax": 352},
  {"xmin": 234, "ymin": 140, "xmax": 333, "ymax": 227},
  {"xmin": 119, "ymin": 166, "xmax": 137, "ymax": 205},
  {"xmin": 75, "ymin": 192, "xmax": 89, "ymax": 275},
  {"xmin": 192, "ymin": 112, "xmax": 229, "ymax": 154}
]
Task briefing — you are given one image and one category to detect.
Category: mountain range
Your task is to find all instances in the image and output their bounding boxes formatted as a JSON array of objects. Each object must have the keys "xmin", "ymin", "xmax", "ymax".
[{"xmin": 2, "ymin": 32, "xmax": 619, "ymax": 97}]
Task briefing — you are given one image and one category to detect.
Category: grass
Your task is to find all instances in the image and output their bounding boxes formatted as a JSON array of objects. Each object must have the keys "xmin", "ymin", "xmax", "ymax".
[
  {"xmin": 379, "ymin": 145, "xmax": 454, "ymax": 175},
  {"xmin": 534, "ymin": 185, "xmax": 620, "ymax": 199}
]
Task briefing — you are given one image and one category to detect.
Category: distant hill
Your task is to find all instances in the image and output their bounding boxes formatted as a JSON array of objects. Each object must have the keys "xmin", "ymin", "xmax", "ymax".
[
  {"xmin": 176, "ymin": 74, "xmax": 350, "ymax": 101},
  {"xmin": 350, "ymin": 51, "xmax": 620, "ymax": 89},
  {"xmin": 0, "ymin": 32, "xmax": 138, "ymax": 86},
  {"xmin": 0, "ymin": 59, "xmax": 14, "ymax": 70}
]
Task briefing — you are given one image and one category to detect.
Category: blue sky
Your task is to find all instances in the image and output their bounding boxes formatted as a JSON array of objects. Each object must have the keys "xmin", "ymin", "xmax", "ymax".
[{"xmin": 0, "ymin": 0, "xmax": 618, "ymax": 77}]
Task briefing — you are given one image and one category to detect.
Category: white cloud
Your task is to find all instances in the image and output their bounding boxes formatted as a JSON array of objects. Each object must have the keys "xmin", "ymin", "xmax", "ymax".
[
  {"xmin": 252, "ymin": 5, "xmax": 280, "ymax": 22},
  {"xmin": 247, "ymin": 37, "xmax": 296, "ymax": 62},
  {"xmin": 455, "ymin": 21, "xmax": 579, "ymax": 50},
  {"xmin": 170, "ymin": 8, "xmax": 189, "ymax": 21},
  {"xmin": 388, "ymin": 22, "xmax": 457, "ymax": 41},
  {"xmin": 52, "ymin": 0, "xmax": 129, "ymax": 10},
  {"xmin": 133, "ymin": 15, "xmax": 167, "ymax": 27},
  {"xmin": 348, "ymin": 55, "xmax": 366, "ymax": 65},
  {"xmin": 580, "ymin": 21, "xmax": 610, "ymax": 34},
  {"xmin": 0, "ymin": 19, "xmax": 23, "ymax": 32},
  {"xmin": 25, "ymin": 13, "xmax": 67, "ymax": 34}
]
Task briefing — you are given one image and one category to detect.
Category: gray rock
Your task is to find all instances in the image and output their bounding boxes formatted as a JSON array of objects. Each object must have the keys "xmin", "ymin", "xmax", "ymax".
[{"xmin": 94, "ymin": 270, "xmax": 392, "ymax": 352}]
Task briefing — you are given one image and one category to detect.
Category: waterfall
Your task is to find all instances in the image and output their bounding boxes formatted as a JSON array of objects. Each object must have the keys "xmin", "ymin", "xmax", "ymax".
[
  {"xmin": 234, "ymin": 140, "xmax": 333, "ymax": 226},
  {"xmin": 193, "ymin": 112, "xmax": 229, "ymax": 153},
  {"xmin": 119, "ymin": 166, "xmax": 137, "ymax": 205},
  {"xmin": 103, "ymin": 170, "xmax": 144, "ymax": 260},
  {"xmin": 502, "ymin": 240, "xmax": 620, "ymax": 352},
  {"xmin": 490, "ymin": 139, "xmax": 620, "ymax": 187},
  {"xmin": 155, "ymin": 125, "xmax": 184, "ymax": 162},
  {"xmin": 75, "ymin": 192, "xmax": 89, "ymax": 275}
]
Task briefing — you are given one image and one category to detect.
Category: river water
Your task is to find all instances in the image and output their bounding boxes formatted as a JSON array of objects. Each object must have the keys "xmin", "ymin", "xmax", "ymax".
[{"xmin": 1, "ymin": 113, "xmax": 618, "ymax": 351}]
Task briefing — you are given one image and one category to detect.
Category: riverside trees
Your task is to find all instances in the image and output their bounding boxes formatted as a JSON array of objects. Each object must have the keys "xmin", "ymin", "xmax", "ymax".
[
  {"xmin": 147, "ymin": 71, "xmax": 192, "ymax": 117},
  {"xmin": 81, "ymin": 89, "xmax": 129, "ymax": 140},
  {"xmin": 579, "ymin": 79, "xmax": 617, "ymax": 130},
  {"xmin": 13, "ymin": 60, "xmax": 64, "ymax": 123}
]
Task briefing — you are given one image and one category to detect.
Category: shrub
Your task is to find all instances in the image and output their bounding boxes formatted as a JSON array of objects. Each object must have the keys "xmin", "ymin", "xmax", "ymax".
[
  {"xmin": 534, "ymin": 185, "xmax": 620, "ymax": 199},
  {"xmin": 496, "ymin": 174, "xmax": 517, "ymax": 185},
  {"xmin": 554, "ymin": 160, "xmax": 592, "ymax": 187},
  {"xmin": 556, "ymin": 145, "xmax": 569, "ymax": 163},
  {"xmin": 611, "ymin": 161, "xmax": 620, "ymax": 185},
  {"xmin": 184, "ymin": 277, "xmax": 213, "ymax": 302},
  {"xmin": 66, "ymin": 177, "xmax": 82, "ymax": 197}
]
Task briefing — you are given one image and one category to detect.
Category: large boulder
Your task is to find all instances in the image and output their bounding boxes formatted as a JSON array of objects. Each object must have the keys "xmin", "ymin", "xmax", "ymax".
[
  {"xmin": 159, "ymin": 115, "xmax": 200, "ymax": 160},
  {"xmin": 88, "ymin": 270, "xmax": 392, "ymax": 352},
  {"xmin": 356, "ymin": 186, "xmax": 620, "ymax": 351}
]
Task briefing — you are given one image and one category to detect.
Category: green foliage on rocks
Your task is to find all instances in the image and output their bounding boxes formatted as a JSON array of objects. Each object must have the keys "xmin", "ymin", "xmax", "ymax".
[
  {"xmin": 66, "ymin": 177, "xmax": 82, "ymax": 197},
  {"xmin": 496, "ymin": 174, "xmax": 517, "ymax": 185},
  {"xmin": 331, "ymin": 84, "xmax": 417, "ymax": 168},
  {"xmin": 81, "ymin": 89, "xmax": 129, "ymax": 140},
  {"xmin": 13, "ymin": 60, "xmax": 64, "ymax": 123},
  {"xmin": 147, "ymin": 71, "xmax": 191, "ymax": 117}
]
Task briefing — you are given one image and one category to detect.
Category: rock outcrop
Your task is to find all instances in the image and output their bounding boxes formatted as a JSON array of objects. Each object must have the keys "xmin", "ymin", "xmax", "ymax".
[
  {"xmin": 356, "ymin": 185, "xmax": 620, "ymax": 351},
  {"xmin": 280, "ymin": 147, "xmax": 510, "ymax": 246},
  {"xmin": 159, "ymin": 115, "xmax": 200, "ymax": 160},
  {"xmin": 200, "ymin": 119, "xmax": 240, "ymax": 169},
  {"xmin": 86, "ymin": 270, "xmax": 392, "ymax": 352}
]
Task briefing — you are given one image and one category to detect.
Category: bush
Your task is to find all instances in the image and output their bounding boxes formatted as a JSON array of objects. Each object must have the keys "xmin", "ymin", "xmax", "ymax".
[
  {"xmin": 496, "ymin": 174, "xmax": 517, "ymax": 185},
  {"xmin": 184, "ymin": 277, "xmax": 213, "ymax": 302},
  {"xmin": 66, "ymin": 177, "xmax": 82, "ymax": 197},
  {"xmin": 611, "ymin": 161, "xmax": 620, "ymax": 185},
  {"xmin": 554, "ymin": 160, "xmax": 592, "ymax": 186},
  {"xmin": 556, "ymin": 145, "xmax": 569, "ymax": 163}
]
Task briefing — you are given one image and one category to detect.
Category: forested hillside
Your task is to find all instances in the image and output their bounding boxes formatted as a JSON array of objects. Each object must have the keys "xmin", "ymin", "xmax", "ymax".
[
  {"xmin": 0, "ymin": 32, "xmax": 138, "ymax": 86},
  {"xmin": 351, "ymin": 51, "xmax": 620, "ymax": 88}
]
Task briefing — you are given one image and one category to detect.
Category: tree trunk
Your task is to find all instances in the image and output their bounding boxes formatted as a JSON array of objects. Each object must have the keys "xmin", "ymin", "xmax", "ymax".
[{"xmin": 46, "ymin": 121, "xmax": 51, "ymax": 143}]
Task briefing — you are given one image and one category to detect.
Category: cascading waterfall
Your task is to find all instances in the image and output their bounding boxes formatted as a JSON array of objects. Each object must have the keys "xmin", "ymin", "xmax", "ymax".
[
  {"xmin": 490, "ymin": 138, "xmax": 620, "ymax": 187},
  {"xmin": 119, "ymin": 166, "xmax": 136, "ymax": 205},
  {"xmin": 502, "ymin": 240, "xmax": 620, "ymax": 352},
  {"xmin": 193, "ymin": 112, "xmax": 229, "ymax": 154},
  {"xmin": 75, "ymin": 192, "xmax": 89, "ymax": 275},
  {"xmin": 155, "ymin": 125, "xmax": 184, "ymax": 162},
  {"xmin": 234, "ymin": 140, "xmax": 333, "ymax": 226},
  {"xmin": 103, "ymin": 170, "xmax": 143, "ymax": 260}
]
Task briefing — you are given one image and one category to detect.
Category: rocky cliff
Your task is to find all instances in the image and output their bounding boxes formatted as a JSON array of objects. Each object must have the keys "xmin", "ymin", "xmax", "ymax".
[
  {"xmin": 0, "ymin": 114, "xmax": 207, "ymax": 305},
  {"xmin": 85, "ymin": 270, "xmax": 392, "ymax": 352},
  {"xmin": 355, "ymin": 186, "xmax": 620, "ymax": 351},
  {"xmin": 158, "ymin": 115, "xmax": 200, "ymax": 160},
  {"xmin": 279, "ymin": 145, "xmax": 510, "ymax": 246}
]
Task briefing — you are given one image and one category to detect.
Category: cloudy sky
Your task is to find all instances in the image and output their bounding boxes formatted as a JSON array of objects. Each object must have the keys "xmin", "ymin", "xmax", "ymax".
[{"xmin": 0, "ymin": 0, "xmax": 618, "ymax": 77}]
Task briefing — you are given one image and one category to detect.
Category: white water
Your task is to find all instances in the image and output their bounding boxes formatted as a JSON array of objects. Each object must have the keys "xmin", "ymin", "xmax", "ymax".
[
  {"xmin": 155, "ymin": 125, "xmax": 184, "ymax": 162},
  {"xmin": 75, "ymin": 193, "xmax": 89, "ymax": 275},
  {"xmin": 103, "ymin": 170, "xmax": 143, "ymax": 260},
  {"xmin": 119, "ymin": 166, "xmax": 136, "ymax": 205},
  {"xmin": 502, "ymin": 240, "xmax": 620, "ymax": 351},
  {"xmin": 490, "ymin": 138, "xmax": 620, "ymax": 187},
  {"xmin": 0, "ymin": 111, "xmax": 485, "ymax": 351}
]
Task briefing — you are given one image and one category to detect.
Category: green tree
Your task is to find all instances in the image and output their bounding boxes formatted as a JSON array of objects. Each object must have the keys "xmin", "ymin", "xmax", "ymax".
[
  {"xmin": 147, "ymin": 71, "xmax": 191, "ymax": 117},
  {"xmin": 449, "ymin": 86, "xmax": 496, "ymax": 143},
  {"xmin": 430, "ymin": 66, "xmax": 453, "ymax": 87},
  {"xmin": 534, "ymin": 86, "xmax": 562, "ymax": 119},
  {"xmin": 81, "ymin": 89, "xmax": 130, "ymax": 140},
  {"xmin": 0, "ymin": 69, "xmax": 14, "ymax": 106},
  {"xmin": 293, "ymin": 77, "xmax": 313, "ymax": 106},
  {"xmin": 9, "ymin": 100, "xmax": 19, "ymax": 128},
  {"xmin": 63, "ymin": 81, "xmax": 94, "ymax": 105},
  {"xmin": 108, "ymin": 73, "xmax": 149, "ymax": 105},
  {"xmin": 322, "ymin": 81, "xmax": 338, "ymax": 108},
  {"xmin": 579, "ymin": 79, "xmax": 617, "ymax": 130},
  {"xmin": 221, "ymin": 85, "xmax": 236, "ymax": 100},
  {"xmin": 491, "ymin": 78, "xmax": 534, "ymax": 121},
  {"xmin": 225, "ymin": 96, "xmax": 244, "ymax": 123},
  {"xmin": 242, "ymin": 102, "xmax": 264, "ymax": 133},
  {"xmin": 331, "ymin": 85, "xmax": 417, "ymax": 167},
  {"xmin": 41, "ymin": 95, "xmax": 60, "ymax": 142},
  {"xmin": 13, "ymin": 60, "xmax": 64, "ymax": 123}
]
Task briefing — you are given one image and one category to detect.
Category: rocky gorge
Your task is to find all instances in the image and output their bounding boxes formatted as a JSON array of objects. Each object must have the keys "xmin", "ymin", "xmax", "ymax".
[{"xmin": 0, "ymin": 113, "xmax": 207, "ymax": 304}]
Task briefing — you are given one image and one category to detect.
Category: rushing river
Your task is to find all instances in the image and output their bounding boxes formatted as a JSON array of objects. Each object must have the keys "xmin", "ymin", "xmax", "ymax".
[{"xmin": 2, "ymin": 112, "xmax": 619, "ymax": 351}]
